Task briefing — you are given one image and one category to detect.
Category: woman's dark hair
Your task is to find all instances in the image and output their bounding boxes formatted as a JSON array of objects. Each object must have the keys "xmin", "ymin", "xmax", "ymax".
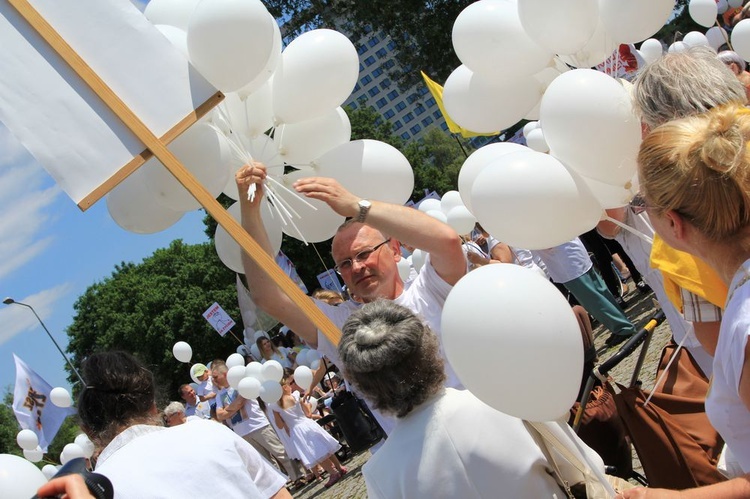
[{"xmin": 78, "ymin": 351, "xmax": 157, "ymax": 449}]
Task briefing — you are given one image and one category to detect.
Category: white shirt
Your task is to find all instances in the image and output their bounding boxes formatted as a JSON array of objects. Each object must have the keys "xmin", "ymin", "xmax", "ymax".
[
  {"xmin": 706, "ymin": 259, "xmax": 750, "ymax": 472},
  {"xmin": 215, "ymin": 387, "xmax": 270, "ymax": 436},
  {"xmin": 96, "ymin": 421, "xmax": 286, "ymax": 499},
  {"xmin": 532, "ymin": 238, "xmax": 592, "ymax": 284},
  {"xmin": 196, "ymin": 377, "xmax": 215, "ymax": 399},
  {"xmin": 184, "ymin": 398, "xmax": 211, "ymax": 419},
  {"xmin": 363, "ymin": 388, "xmax": 604, "ymax": 499}
]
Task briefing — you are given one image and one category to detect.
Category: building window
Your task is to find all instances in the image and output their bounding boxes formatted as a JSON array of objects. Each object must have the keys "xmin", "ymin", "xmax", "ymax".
[
  {"xmin": 376, "ymin": 48, "xmax": 387, "ymax": 59},
  {"xmin": 415, "ymin": 105, "xmax": 425, "ymax": 116},
  {"xmin": 376, "ymin": 97, "xmax": 388, "ymax": 108},
  {"xmin": 380, "ymin": 78, "xmax": 392, "ymax": 89},
  {"xmin": 387, "ymin": 41, "xmax": 396, "ymax": 50},
  {"xmin": 358, "ymin": 94, "xmax": 368, "ymax": 103},
  {"xmin": 403, "ymin": 112, "xmax": 414, "ymax": 123},
  {"xmin": 395, "ymin": 101, "xmax": 406, "ymax": 111},
  {"xmin": 368, "ymin": 36, "xmax": 380, "ymax": 47},
  {"xmin": 401, "ymin": 132, "xmax": 411, "ymax": 140},
  {"xmin": 353, "ymin": 84, "xmax": 360, "ymax": 92},
  {"xmin": 406, "ymin": 93, "xmax": 419, "ymax": 104},
  {"xmin": 410, "ymin": 124, "xmax": 422, "ymax": 135},
  {"xmin": 384, "ymin": 109, "xmax": 395, "ymax": 119},
  {"xmin": 421, "ymin": 116, "xmax": 434, "ymax": 127},
  {"xmin": 393, "ymin": 120, "xmax": 402, "ymax": 130},
  {"xmin": 426, "ymin": 97, "xmax": 436, "ymax": 107},
  {"xmin": 364, "ymin": 56, "xmax": 376, "ymax": 66},
  {"xmin": 368, "ymin": 87, "xmax": 381, "ymax": 97},
  {"xmin": 433, "ymin": 110, "xmax": 442, "ymax": 119},
  {"xmin": 372, "ymin": 67, "xmax": 383, "ymax": 78},
  {"xmin": 349, "ymin": 101, "xmax": 358, "ymax": 110},
  {"xmin": 360, "ymin": 75, "xmax": 372, "ymax": 86},
  {"xmin": 419, "ymin": 86, "xmax": 429, "ymax": 95},
  {"xmin": 441, "ymin": 122, "xmax": 449, "ymax": 131},
  {"xmin": 383, "ymin": 59, "xmax": 395, "ymax": 69},
  {"xmin": 387, "ymin": 90, "xmax": 399, "ymax": 100},
  {"xmin": 357, "ymin": 44, "xmax": 367, "ymax": 55}
]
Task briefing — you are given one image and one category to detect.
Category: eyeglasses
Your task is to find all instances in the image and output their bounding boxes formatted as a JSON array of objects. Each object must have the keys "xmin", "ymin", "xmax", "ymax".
[
  {"xmin": 629, "ymin": 193, "xmax": 648, "ymax": 215},
  {"xmin": 334, "ymin": 239, "xmax": 391, "ymax": 274}
]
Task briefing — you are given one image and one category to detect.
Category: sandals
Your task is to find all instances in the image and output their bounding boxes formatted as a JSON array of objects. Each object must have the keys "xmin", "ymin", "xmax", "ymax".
[{"xmin": 324, "ymin": 471, "xmax": 342, "ymax": 488}]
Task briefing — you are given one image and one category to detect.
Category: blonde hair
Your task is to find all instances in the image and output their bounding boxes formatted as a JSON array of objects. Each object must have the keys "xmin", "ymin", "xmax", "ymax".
[{"xmin": 638, "ymin": 103, "xmax": 750, "ymax": 240}]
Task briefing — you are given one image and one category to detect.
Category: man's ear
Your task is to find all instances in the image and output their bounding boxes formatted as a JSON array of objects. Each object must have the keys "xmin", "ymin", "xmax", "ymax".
[{"xmin": 389, "ymin": 239, "xmax": 402, "ymax": 261}]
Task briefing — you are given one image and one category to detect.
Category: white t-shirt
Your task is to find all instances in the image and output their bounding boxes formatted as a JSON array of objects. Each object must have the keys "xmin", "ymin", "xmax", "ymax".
[
  {"xmin": 95, "ymin": 421, "xmax": 286, "ymax": 499},
  {"xmin": 363, "ymin": 388, "xmax": 604, "ymax": 499},
  {"xmin": 532, "ymin": 238, "xmax": 592, "ymax": 284},
  {"xmin": 196, "ymin": 377, "xmax": 215, "ymax": 399},
  {"xmin": 706, "ymin": 259, "xmax": 750, "ymax": 472},
  {"xmin": 215, "ymin": 387, "xmax": 270, "ymax": 436}
]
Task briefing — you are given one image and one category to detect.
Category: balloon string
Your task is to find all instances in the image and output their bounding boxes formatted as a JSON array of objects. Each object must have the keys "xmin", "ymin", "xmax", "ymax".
[
  {"xmin": 603, "ymin": 216, "xmax": 653, "ymax": 244},
  {"xmin": 310, "ymin": 242, "xmax": 333, "ymax": 274},
  {"xmin": 266, "ymin": 175, "xmax": 318, "ymax": 212},
  {"xmin": 264, "ymin": 186, "xmax": 296, "ymax": 223},
  {"xmin": 643, "ymin": 332, "xmax": 687, "ymax": 408}
]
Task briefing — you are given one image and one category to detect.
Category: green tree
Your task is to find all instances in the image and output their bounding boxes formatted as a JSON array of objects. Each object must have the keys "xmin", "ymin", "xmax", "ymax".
[
  {"xmin": 405, "ymin": 128, "xmax": 472, "ymax": 200},
  {"xmin": 0, "ymin": 389, "xmax": 21, "ymax": 456},
  {"xmin": 66, "ymin": 240, "xmax": 242, "ymax": 399}
]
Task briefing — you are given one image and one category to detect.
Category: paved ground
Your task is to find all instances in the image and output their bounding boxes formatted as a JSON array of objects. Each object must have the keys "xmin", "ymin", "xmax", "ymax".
[{"xmin": 293, "ymin": 281, "xmax": 671, "ymax": 498}]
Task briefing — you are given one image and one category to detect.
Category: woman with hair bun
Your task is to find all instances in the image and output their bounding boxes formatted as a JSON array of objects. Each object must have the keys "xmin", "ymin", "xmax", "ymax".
[{"xmin": 622, "ymin": 104, "xmax": 750, "ymax": 497}]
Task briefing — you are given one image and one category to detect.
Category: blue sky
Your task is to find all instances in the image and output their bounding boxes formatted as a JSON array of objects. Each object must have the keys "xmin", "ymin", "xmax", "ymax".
[{"xmin": 0, "ymin": 0, "xmax": 200, "ymax": 398}]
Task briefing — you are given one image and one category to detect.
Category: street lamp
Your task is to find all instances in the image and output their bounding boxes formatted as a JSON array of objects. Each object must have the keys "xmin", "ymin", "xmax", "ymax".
[{"xmin": 3, "ymin": 297, "xmax": 84, "ymax": 386}]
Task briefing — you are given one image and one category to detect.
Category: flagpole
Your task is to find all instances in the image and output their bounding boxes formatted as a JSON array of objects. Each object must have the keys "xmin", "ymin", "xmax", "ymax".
[{"xmin": 3, "ymin": 298, "xmax": 85, "ymax": 386}]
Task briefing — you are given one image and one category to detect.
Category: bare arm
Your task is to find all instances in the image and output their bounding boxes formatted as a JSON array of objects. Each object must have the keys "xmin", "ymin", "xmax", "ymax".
[
  {"xmin": 293, "ymin": 177, "xmax": 466, "ymax": 286},
  {"xmin": 270, "ymin": 487, "xmax": 293, "ymax": 499},
  {"xmin": 272, "ymin": 410, "xmax": 288, "ymax": 435},
  {"xmin": 693, "ymin": 320, "xmax": 720, "ymax": 357},
  {"xmin": 198, "ymin": 391, "xmax": 216, "ymax": 402},
  {"xmin": 597, "ymin": 208, "xmax": 627, "ymax": 238},
  {"xmin": 215, "ymin": 395, "xmax": 245, "ymax": 422},
  {"xmin": 489, "ymin": 242, "xmax": 514, "ymax": 263},
  {"xmin": 619, "ymin": 475, "xmax": 750, "ymax": 498}
]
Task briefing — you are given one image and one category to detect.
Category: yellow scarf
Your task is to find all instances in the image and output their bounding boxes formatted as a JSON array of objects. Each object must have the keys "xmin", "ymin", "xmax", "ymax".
[{"xmin": 649, "ymin": 234, "xmax": 728, "ymax": 310}]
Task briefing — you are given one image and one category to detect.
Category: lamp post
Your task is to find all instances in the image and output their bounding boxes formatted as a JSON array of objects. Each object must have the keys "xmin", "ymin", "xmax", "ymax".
[{"xmin": 3, "ymin": 297, "xmax": 84, "ymax": 386}]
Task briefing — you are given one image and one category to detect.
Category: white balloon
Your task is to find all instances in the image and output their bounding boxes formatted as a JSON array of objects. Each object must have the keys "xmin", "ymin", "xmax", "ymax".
[
  {"xmin": 273, "ymin": 29, "xmax": 359, "ymax": 124},
  {"xmin": 23, "ymin": 447, "xmax": 43, "ymax": 463},
  {"xmin": 525, "ymin": 128, "xmax": 549, "ymax": 153},
  {"xmin": 276, "ymin": 107, "xmax": 351, "ymax": 166},
  {"xmin": 154, "ymin": 25, "xmax": 189, "ymax": 59},
  {"xmin": 144, "ymin": 0, "xmax": 200, "ymax": 30},
  {"xmin": 0, "ymin": 454, "xmax": 47, "ymax": 499},
  {"xmin": 42, "ymin": 463, "xmax": 58, "ymax": 480},
  {"xmin": 417, "ymin": 198, "xmax": 442, "ymax": 213},
  {"xmin": 144, "ymin": 123, "xmax": 232, "ymax": 211},
  {"xmin": 443, "ymin": 65, "xmax": 544, "ymax": 133},
  {"xmin": 440, "ymin": 191, "xmax": 464, "ymax": 215},
  {"xmin": 315, "ymin": 140, "xmax": 415, "ymax": 206},
  {"xmin": 730, "ymin": 0, "xmax": 744, "ymax": 8},
  {"xmin": 458, "ymin": 142, "xmax": 528, "ymax": 213},
  {"xmin": 243, "ymin": 82, "xmax": 275, "ymax": 138},
  {"xmin": 245, "ymin": 361, "xmax": 264, "ymax": 379},
  {"xmin": 411, "ymin": 249, "xmax": 426, "ymax": 272},
  {"xmin": 213, "ymin": 200, "xmax": 283, "ymax": 273},
  {"xmin": 172, "ymin": 341, "xmax": 192, "ymax": 363},
  {"xmin": 541, "ymin": 69, "xmax": 641, "ymax": 185},
  {"xmin": 236, "ymin": 13, "xmax": 282, "ymax": 97},
  {"xmin": 259, "ymin": 380, "xmax": 283, "ymax": 403},
  {"xmin": 187, "ymin": 0, "xmax": 275, "ymax": 92},
  {"xmin": 683, "ymin": 31, "xmax": 710, "ymax": 48},
  {"xmin": 689, "ymin": 0, "xmax": 719, "ymax": 28},
  {"xmin": 295, "ymin": 349, "xmax": 310, "ymax": 368},
  {"xmin": 426, "ymin": 210, "xmax": 448, "ymax": 224},
  {"xmin": 557, "ymin": 18, "xmax": 616, "ymax": 68},
  {"xmin": 452, "ymin": 0, "xmax": 552, "ymax": 79},
  {"xmin": 442, "ymin": 264, "xmax": 583, "ymax": 421},
  {"xmin": 639, "ymin": 38, "xmax": 664, "ymax": 64},
  {"xmin": 106, "ymin": 165, "xmax": 185, "ymax": 234},
  {"xmin": 262, "ymin": 360, "xmax": 284, "ymax": 382},
  {"xmin": 227, "ymin": 365, "xmax": 247, "ymax": 389},
  {"xmin": 518, "ymin": 0, "xmax": 598, "ymax": 55},
  {"xmin": 522, "ymin": 121, "xmax": 540, "ymax": 138},
  {"xmin": 222, "ymin": 135, "xmax": 283, "ymax": 200},
  {"xmin": 599, "ymin": 0, "xmax": 674, "ymax": 44},
  {"xmin": 250, "ymin": 344, "xmax": 262, "ymax": 360},
  {"xmin": 238, "ymin": 376, "xmax": 262, "ymax": 399},
  {"xmin": 668, "ymin": 41, "xmax": 689, "ymax": 54},
  {"xmin": 732, "ymin": 19, "xmax": 750, "ymax": 61},
  {"xmin": 74, "ymin": 434, "xmax": 95, "ymax": 459},
  {"xmin": 50, "ymin": 387, "xmax": 72, "ymax": 408},
  {"xmin": 307, "ymin": 349, "xmax": 322, "ymax": 363},
  {"xmin": 253, "ymin": 330, "xmax": 270, "ymax": 341},
  {"xmin": 310, "ymin": 359, "xmax": 321, "ymax": 370},
  {"xmin": 446, "ymin": 206, "xmax": 477, "ymax": 235},
  {"xmin": 61, "ymin": 443, "xmax": 85, "ymax": 464},
  {"xmin": 582, "ymin": 176, "xmax": 638, "ymax": 209},
  {"xmin": 293, "ymin": 365, "xmax": 314, "ymax": 390},
  {"xmin": 706, "ymin": 26, "xmax": 729, "ymax": 51},
  {"xmin": 276, "ymin": 170, "xmax": 346, "ymax": 243},
  {"xmin": 396, "ymin": 258, "xmax": 413, "ymax": 282},
  {"xmin": 226, "ymin": 353, "xmax": 246, "ymax": 369},
  {"xmin": 718, "ymin": 0, "xmax": 729, "ymax": 14},
  {"xmin": 471, "ymin": 151, "xmax": 601, "ymax": 249},
  {"xmin": 16, "ymin": 430, "xmax": 38, "ymax": 451}
]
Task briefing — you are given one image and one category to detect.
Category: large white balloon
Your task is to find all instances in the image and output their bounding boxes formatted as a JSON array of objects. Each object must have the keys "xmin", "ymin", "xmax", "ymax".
[
  {"xmin": 273, "ymin": 29, "xmax": 359, "ymax": 124},
  {"xmin": 236, "ymin": 13, "xmax": 282, "ymax": 98},
  {"xmin": 213, "ymin": 199, "xmax": 283, "ymax": 273},
  {"xmin": 144, "ymin": 0, "xmax": 200, "ymax": 30},
  {"xmin": 518, "ymin": 0, "xmax": 598, "ymax": 55},
  {"xmin": 50, "ymin": 387, "xmax": 72, "ymax": 408},
  {"xmin": 238, "ymin": 376, "xmax": 262, "ymax": 399},
  {"xmin": 74, "ymin": 434, "xmax": 95, "ymax": 459},
  {"xmin": 275, "ymin": 170, "xmax": 346, "ymax": 243},
  {"xmin": 541, "ymin": 69, "xmax": 641, "ymax": 185},
  {"xmin": 60, "ymin": 443, "xmax": 85, "ymax": 465},
  {"xmin": 23, "ymin": 447, "xmax": 43, "ymax": 463},
  {"xmin": 417, "ymin": 198, "xmax": 442, "ymax": 213},
  {"xmin": 732, "ymin": 19, "xmax": 750, "ymax": 61},
  {"xmin": 689, "ymin": 0, "xmax": 719, "ymax": 28},
  {"xmin": 582, "ymin": 175, "xmax": 638, "ymax": 209},
  {"xmin": 440, "ymin": 191, "xmax": 464, "ymax": 214},
  {"xmin": 227, "ymin": 365, "xmax": 247, "ymax": 389},
  {"xmin": 226, "ymin": 353, "xmax": 246, "ymax": 369},
  {"xmin": 411, "ymin": 249, "xmax": 427, "ymax": 273},
  {"xmin": 276, "ymin": 107, "xmax": 352, "ymax": 166},
  {"xmin": 639, "ymin": 38, "xmax": 664, "ymax": 65},
  {"xmin": 458, "ymin": 142, "xmax": 527, "ymax": 213},
  {"xmin": 315, "ymin": 140, "xmax": 415, "ymax": 206},
  {"xmin": 525, "ymin": 128, "xmax": 549, "ymax": 153},
  {"xmin": 41, "ymin": 464, "xmax": 58, "ymax": 480},
  {"xmin": 106, "ymin": 165, "xmax": 185, "ymax": 234},
  {"xmin": 172, "ymin": 341, "xmax": 192, "ymax": 363},
  {"xmin": 443, "ymin": 65, "xmax": 543, "ymax": 133},
  {"xmin": 0, "ymin": 454, "xmax": 47, "ymax": 499},
  {"xmin": 262, "ymin": 360, "xmax": 284, "ymax": 382},
  {"xmin": 243, "ymin": 82, "xmax": 275, "ymax": 138},
  {"xmin": 187, "ymin": 0, "xmax": 275, "ymax": 92},
  {"xmin": 245, "ymin": 361, "xmax": 264, "ymax": 380},
  {"xmin": 222, "ymin": 134, "xmax": 283, "ymax": 201},
  {"xmin": 683, "ymin": 31, "xmax": 710, "ymax": 48},
  {"xmin": 557, "ymin": 18, "xmax": 616, "ymax": 68},
  {"xmin": 442, "ymin": 264, "xmax": 584, "ymax": 421},
  {"xmin": 259, "ymin": 380, "xmax": 283, "ymax": 403},
  {"xmin": 452, "ymin": 0, "xmax": 552, "ymax": 80},
  {"xmin": 16, "ymin": 429, "xmax": 38, "ymax": 451},
  {"xmin": 470, "ymin": 150, "xmax": 601, "ymax": 249},
  {"xmin": 446, "ymin": 206, "xmax": 477, "ymax": 235},
  {"xmin": 144, "ymin": 123, "xmax": 232, "ymax": 211},
  {"xmin": 599, "ymin": 0, "xmax": 674, "ymax": 44},
  {"xmin": 706, "ymin": 26, "xmax": 729, "ymax": 51},
  {"xmin": 293, "ymin": 365, "xmax": 314, "ymax": 390}
]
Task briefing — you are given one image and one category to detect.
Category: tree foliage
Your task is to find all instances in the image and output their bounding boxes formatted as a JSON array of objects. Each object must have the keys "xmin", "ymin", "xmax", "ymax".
[
  {"xmin": 66, "ymin": 240, "xmax": 241, "ymax": 399},
  {"xmin": 404, "ymin": 128, "xmax": 471, "ymax": 200}
]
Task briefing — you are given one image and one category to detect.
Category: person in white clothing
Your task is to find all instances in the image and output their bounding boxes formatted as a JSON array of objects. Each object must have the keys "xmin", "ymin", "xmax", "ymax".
[
  {"xmin": 77, "ymin": 351, "xmax": 290, "ymax": 499},
  {"xmin": 338, "ymin": 300, "xmax": 606, "ymax": 499},
  {"xmin": 179, "ymin": 383, "xmax": 212, "ymax": 420}
]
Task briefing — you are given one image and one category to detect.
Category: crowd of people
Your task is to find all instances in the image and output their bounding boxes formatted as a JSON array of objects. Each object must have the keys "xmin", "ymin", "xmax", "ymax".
[{"xmin": 37, "ymin": 27, "xmax": 750, "ymax": 499}]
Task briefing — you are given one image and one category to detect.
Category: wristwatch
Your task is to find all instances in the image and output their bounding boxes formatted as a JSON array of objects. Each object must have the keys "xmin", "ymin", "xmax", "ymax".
[{"xmin": 356, "ymin": 199, "xmax": 372, "ymax": 223}]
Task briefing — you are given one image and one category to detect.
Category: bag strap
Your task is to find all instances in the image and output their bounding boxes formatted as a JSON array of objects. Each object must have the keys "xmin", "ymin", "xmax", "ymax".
[{"xmin": 523, "ymin": 421, "xmax": 575, "ymax": 499}]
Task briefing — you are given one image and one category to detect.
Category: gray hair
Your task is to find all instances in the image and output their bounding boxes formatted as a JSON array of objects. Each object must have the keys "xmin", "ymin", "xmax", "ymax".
[
  {"xmin": 163, "ymin": 401, "xmax": 186, "ymax": 418},
  {"xmin": 634, "ymin": 46, "xmax": 747, "ymax": 129},
  {"xmin": 338, "ymin": 300, "xmax": 446, "ymax": 418},
  {"xmin": 717, "ymin": 50, "xmax": 747, "ymax": 71}
]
